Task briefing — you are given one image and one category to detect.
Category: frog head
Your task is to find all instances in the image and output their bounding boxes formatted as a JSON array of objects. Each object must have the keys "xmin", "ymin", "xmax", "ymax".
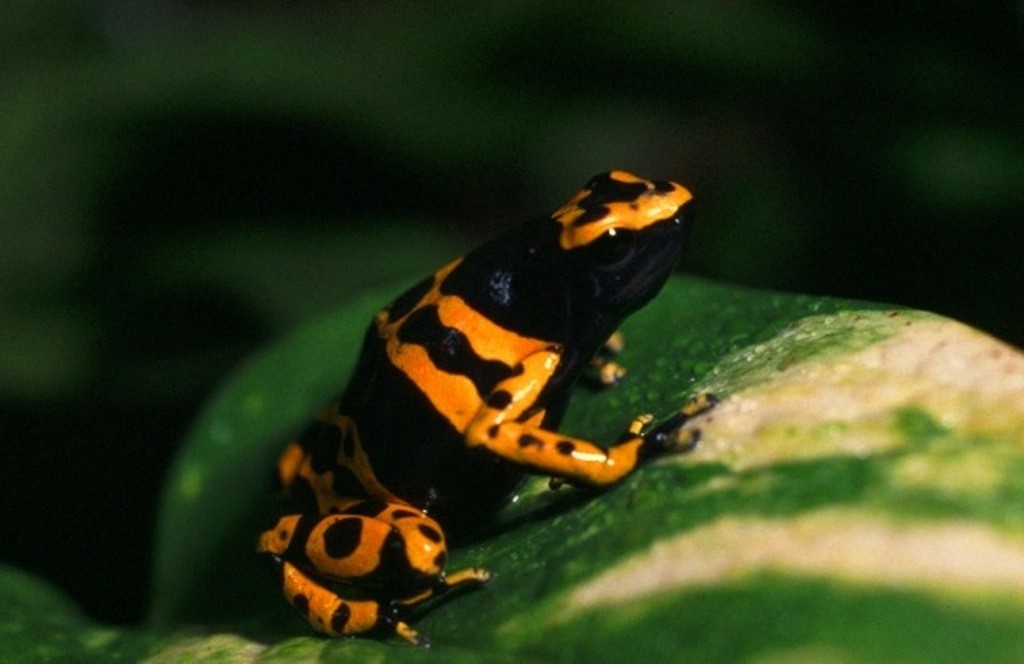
[{"xmin": 556, "ymin": 170, "xmax": 694, "ymax": 321}]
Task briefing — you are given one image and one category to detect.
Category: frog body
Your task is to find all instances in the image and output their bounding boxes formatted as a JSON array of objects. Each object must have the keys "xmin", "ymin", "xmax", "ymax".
[{"xmin": 258, "ymin": 171, "xmax": 713, "ymax": 645}]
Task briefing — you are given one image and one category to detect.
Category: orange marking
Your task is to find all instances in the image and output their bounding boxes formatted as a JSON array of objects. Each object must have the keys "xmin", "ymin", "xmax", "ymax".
[
  {"xmin": 436, "ymin": 296, "xmax": 549, "ymax": 365},
  {"xmin": 280, "ymin": 559, "xmax": 382, "ymax": 637},
  {"xmin": 277, "ymin": 442, "xmax": 306, "ymax": 489},
  {"xmin": 383, "ymin": 343, "xmax": 481, "ymax": 431},
  {"xmin": 553, "ymin": 170, "xmax": 693, "ymax": 250},
  {"xmin": 306, "ymin": 514, "xmax": 393, "ymax": 579}
]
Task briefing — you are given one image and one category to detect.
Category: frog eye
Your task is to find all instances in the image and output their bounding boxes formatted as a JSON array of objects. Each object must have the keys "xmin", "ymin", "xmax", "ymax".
[{"xmin": 588, "ymin": 228, "xmax": 637, "ymax": 269}]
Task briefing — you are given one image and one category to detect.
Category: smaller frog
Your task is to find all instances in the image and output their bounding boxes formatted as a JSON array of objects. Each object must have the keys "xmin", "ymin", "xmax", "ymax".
[{"xmin": 258, "ymin": 171, "xmax": 715, "ymax": 646}]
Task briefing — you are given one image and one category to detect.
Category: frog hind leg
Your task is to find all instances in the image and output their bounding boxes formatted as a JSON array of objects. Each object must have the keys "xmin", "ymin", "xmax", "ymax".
[
  {"xmin": 265, "ymin": 553, "xmax": 424, "ymax": 644},
  {"xmin": 258, "ymin": 500, "xmax": 490, "ymax": 644},
  {"xmin": 337, "ymin": 499, "xmax": 492, "ymax": 596}
]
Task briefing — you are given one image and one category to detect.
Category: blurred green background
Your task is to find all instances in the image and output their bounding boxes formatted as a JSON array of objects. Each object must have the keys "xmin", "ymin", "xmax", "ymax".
[{"xmin": 1, "ymin": 1, "xmax": 1021, "ymax": 628}]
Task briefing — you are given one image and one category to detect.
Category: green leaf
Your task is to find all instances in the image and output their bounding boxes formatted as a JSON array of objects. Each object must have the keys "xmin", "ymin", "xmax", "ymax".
[
  {"xmin": 7, "ymin": 276, "xmax": 1023, "ymax": 659},
  {"xmin": 0, "ymin": 565, "xmax": 158, "ymax": 660},
  {"xmin": 130, "ymin": 276, "xmax": 1022, "ymax": 660}
]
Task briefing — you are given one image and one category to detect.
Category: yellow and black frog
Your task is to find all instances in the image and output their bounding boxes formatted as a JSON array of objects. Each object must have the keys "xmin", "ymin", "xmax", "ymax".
[{"xmin": 258, "ymin": 170, "xmax": 715, "ymax": 646}]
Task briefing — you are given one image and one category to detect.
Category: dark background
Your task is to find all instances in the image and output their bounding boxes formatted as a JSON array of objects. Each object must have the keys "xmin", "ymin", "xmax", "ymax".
[{"xmin": 1, "ymin": 1, "xmax": 1021, "ymax": 627}]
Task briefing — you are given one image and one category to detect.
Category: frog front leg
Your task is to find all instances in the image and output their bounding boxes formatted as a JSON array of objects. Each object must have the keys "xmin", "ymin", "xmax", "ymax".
[
  {"xmin": 464, "ymin": 348, "xmax": 715, "ymax": 487},
  {"xmin": 590, "ymin": 330, "xmax": 627, "ymax": 386},
  {"xmin": 258, "ymin": 499, "xmax": 490, "ymax": 645}
]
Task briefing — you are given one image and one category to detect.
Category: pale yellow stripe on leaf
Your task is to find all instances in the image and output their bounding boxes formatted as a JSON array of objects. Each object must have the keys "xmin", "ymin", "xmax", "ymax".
[
  {"xmin": 688, "ymin": 313, "xmax": 1024, "ymax": 472},
  {"xmin": 563, "ymin": 510, "xmax": 1024, "ymax": 618}
]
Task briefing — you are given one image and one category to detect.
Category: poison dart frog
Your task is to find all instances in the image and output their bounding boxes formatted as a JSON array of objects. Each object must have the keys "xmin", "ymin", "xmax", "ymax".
[{"xmin": 258, "ymin": 170, "xmax": 716, "ymax": 646}]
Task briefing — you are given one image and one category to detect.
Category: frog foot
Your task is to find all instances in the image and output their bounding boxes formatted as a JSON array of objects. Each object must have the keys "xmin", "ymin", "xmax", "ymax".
[{"xmin": 639, "ymin": 392, "xmax": 718, "ymax": 460}]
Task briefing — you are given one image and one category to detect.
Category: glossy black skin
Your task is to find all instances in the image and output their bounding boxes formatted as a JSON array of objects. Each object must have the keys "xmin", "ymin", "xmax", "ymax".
[{"xmin": 300, "ymin": 195, "xmax": 690, "ymax": 538}]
